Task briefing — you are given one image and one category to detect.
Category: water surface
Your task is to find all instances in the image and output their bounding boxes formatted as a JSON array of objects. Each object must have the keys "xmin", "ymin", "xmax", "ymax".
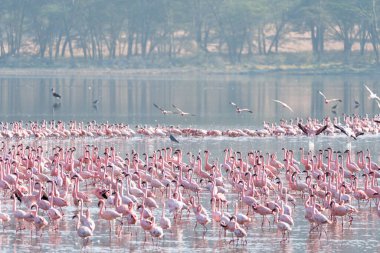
[{"xmin": 0, "ymin": 74, "xmax": 379, "ymax": 253}]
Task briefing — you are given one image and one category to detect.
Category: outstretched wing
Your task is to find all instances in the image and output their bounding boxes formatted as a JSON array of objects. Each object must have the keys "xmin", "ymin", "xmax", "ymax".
[
  {"xmin": 318, "ymin": 91, "xmax": 327, "ymax": 100},
  {"xmin": 355, "ymin": 132, "xmax": 364, "ymax": 138},
  {"xmin": 333, "ymin": 124, "xmax": 349, "ymax": 137},
  {"xmin": 230, "ymin": 101, "xmax": 238, "ymax": 108},
  {"xmin": 153, "ymin": 103, "xmax": 163, "ymax": 111},
  {"xmin": 297, "ymin": 123, "xmax": 308, "ymax": 135},
  {"xmin": 364, "ymin": 84, "xmax": 374, "ymax": 96},
  {"xmin": 315, "ymin": 125, "xmax": 328, "ymax": 135},
  {"xmin": 376, "ymin": 100, "xmax": 380, "ymax": 109},
  {"xmin": 169, "ymin": 134, "xmax": 179, "ymax": 143},
  {"xmin": 172, "ymin": 104, "xmax": 184, "ymax": 113},
  {"xmin": 273, "ymin": 100, "xmax": 294, "ymax": 112},
  {"xmin": 329, "ymin": 98, "xmax": 342, "ymax": 103}
]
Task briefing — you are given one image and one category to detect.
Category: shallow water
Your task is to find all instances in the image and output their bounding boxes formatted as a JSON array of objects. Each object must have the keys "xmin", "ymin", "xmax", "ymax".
[
  {"xmin": 0, "ymin": 74, "xmax": 379, "ymax": 127},
  {"xmin": 0, "ymin": 74, "xmax": 380, "ymax": 252}
]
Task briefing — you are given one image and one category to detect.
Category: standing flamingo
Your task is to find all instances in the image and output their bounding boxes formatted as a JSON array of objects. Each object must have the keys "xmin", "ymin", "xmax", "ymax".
[{"xmin": 98, "ymin": 199, "xmax": 122, "ymax": 232}]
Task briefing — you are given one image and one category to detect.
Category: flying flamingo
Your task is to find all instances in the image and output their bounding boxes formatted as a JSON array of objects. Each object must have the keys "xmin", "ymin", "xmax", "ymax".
[
  {"xmin": 273, "ymin": 100, "xmax": 294, "ymax": 112},
  {"xmin": 229, "ymin": 102, "xmax": 253, "ymax": 114},
  {"xmin": 364, "ymin": 84, "xmax": 380, "ymax": 101},
  {"xmin": 172, "ymin": 104, "xmax": 196, "ymax": 116},
  {"xmin": 153, "ymin": 103, "xmax": 174, "ymax": 114},
  {"xmin": 297, "ymin": 123, "xmax": 328, "ymax": 136},
  {"xmin": 334, "ymin": 124, "xmax": 364, "ymax": 140},
  {"xmin": 318, "ymin": 91, "xmax": 342, "ymax": 104}
]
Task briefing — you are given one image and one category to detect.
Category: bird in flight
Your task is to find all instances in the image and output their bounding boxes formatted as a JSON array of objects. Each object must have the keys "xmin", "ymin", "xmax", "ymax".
[
  {"xmin": 51, "ymin": 88, "xmax": 61, "ymax": 99},
  {"xmin": 229, "ymin": 102, "xmax": 253, "ymax": 113},
  {"xmin": 153, "ymin": 103, "xmax": 173, "ymax": 114},
  {"xmin": 273, "ymin": 100, "xmax": 293, "ymax": 112},
  {"xmin": 169, "ymin": 134, "xmax": 179, "ymax": 143},
  {"xmin": 172, "ymin": 104, "xmax": 196, "ymax": 116},
  {"xmin": 318, "ymin": 91, "xmax": 342, "ymax": 104},
  {"xmin": 376, "ymin": 100, "xmax": 380, "ymax": 109},
  {"xmin": 297, "ymin": 123, "xmax": 328, "ymax": 136},
  {"xmin": 333, "ymin": 124, "xmax": 364, "ymax": 140},
  {"xmin": 364, "ymin": 84, "xmax": 380, "ymax": 101},
  {"xmin": 92, "ymin": 99, "xmax": 99, "ymax": 111},
  {"xmin": 354, "ymin": 100, "xmax": 360, "ymax": 109}
]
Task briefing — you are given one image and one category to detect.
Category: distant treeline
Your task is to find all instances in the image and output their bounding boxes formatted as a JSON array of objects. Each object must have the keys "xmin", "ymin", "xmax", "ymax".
[{"xmin": 1, "ymin": 0, "xmax": 380, "ymax": 66}]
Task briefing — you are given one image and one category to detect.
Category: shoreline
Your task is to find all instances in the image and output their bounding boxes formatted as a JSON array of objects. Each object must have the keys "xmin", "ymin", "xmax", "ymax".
[{"xmin": 0, "ymin": 64, "xmax": 379, "ymax": 77}]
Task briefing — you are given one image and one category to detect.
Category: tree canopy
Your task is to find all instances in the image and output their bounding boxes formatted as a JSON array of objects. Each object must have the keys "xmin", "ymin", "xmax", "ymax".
[{"xmin": 0, "ymin": 0, "xmax": 379, "ymax": 65}]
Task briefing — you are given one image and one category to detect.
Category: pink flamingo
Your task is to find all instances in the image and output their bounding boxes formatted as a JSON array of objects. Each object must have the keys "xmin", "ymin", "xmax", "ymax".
[
  {"xmin": 75, "ymin": 209, "xmax": 93, "ymax": 244},
  {"xmin": 159, "ymin": 201, "xmax": 171, "ymax": 230},
  {"xmin": 98, "ymin": 199, "xmax": 122, "ymax": 232},
  {"xmin": 252, "ymin": 202, "xmax": 275, "ymax": 227},
  {"xmin": 0, "ymin": 200, "xmax": 10, "ymax": 230},
  {"xmin": 193, "ymin": 205, "xmax": 211, "ymax": 232}
]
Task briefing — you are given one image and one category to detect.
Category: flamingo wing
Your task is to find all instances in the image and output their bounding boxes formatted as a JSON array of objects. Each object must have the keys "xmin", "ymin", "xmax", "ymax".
[
  {"xmin": 318, "ymin": 91, "xmax": 327, "ymax": 100},
  {"xmin": 315, "ymin": 125, "xmax": 328, "ymax": 135},
  {"xmin": 273, "ymin": 100, "xmax": 293, "ymax": 112},
  {"xmin": 297, "ymin": 123, "xmax": 308, "ymax": 135}
]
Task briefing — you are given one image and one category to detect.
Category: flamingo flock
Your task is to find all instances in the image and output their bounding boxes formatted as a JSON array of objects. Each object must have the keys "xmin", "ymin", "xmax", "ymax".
[
  {"xmin": 1, "ymin": 114, "xmax": 380, "ymax": 140},
  {"xmin": 0, "ymin": 138, "xmax": 379, "ymax": 249}
]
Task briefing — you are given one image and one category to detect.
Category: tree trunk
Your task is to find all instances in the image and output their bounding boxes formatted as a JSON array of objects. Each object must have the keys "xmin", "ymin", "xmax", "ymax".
[
  {"xmin": 55, "ymin": 32, "xmax": 62, "ymax": 59},
  {"xmin": 127, "ymin": 32, "xmax": 134, "ymax": 58}
]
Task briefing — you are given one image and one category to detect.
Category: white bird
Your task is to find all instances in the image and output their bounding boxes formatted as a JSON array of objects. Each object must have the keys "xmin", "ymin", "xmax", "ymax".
[
  {"xmin": 230, "ymin": 102, "xmax": 253, "ymax": 113},
  {"xmin": 153, "ymin": 103, "xmax": 174, "ymax": 114},
  {"xmin": 364, "ymin": 84, "xmax": 380, "ymax": 101},
  {"xmin": 172, "ymin": 104, "xmax": 196, "ymax": 116},
  {"xmin": 333, "ymin": 124, "xmax": 364, "ymax": 140},
  {"xmin": 273, "ymin": 100, "xmax": 294, "ymax": 112},
  {"xmin": 376, "ymin": 100, "xmax": 380, "ymax": 109},
  {"xmin": 318, "ymin": 91, "xmax": 342, "ymax": 104}
]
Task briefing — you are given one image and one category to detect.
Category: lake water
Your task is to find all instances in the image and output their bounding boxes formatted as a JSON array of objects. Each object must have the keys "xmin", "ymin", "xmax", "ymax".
[{"xmin": 0, "ymin": 73, "xmax": 380, "ymax": 253}]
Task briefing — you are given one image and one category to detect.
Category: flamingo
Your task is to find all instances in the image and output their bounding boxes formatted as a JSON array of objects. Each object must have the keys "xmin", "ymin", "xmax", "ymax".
[
  {"xmin": 98, "ymin": 199, "xmax": 122, "ymax": 232},
  {"xmin": 310, "ymin": 196, "xmax": 332, "ymax": 238},
  {"xmin": 149, "ymin": 217, "xmax": 164, "ymax": 244},
  {"xmin": 273, "ymin": 99, "xmax": 294, "ymax": 112},
  {"xmin": 159, "ymin": 201, "xmax": 171, "ymax": 230},
  {"xmin": 230, "ymin": 102, "xmax": 253, "ymax": 114},
  {"xmin": 0, "ymin": 200, "xmax": 10, "ymax": 230},
  {"xmin": 193, "ymin": 205, "xmax": 211, "ymax": 232},
  {"xmin": 153, "ymin": 103, "xmax": 174, "ymax": 114},
  {"xmin": 172, "ymin": 104, "xmax": 196, "ymax": 116},
  {"xmin": 30, "ymin": 204, "xmax": 48, "ymax": 236},
  {"xmin": 75, "ymin": 210, "xmax": 93, "ymax": 244},
  {"xmin": 229, "ymin": 221, "xmax": 247, "ymax": 245},
  {"xmin": 364, "ymin": 84, "xmax": 380, "ymax": 101},
  {"xmin": 318, "ymin": 91, "xmax": 342, "ymax": 104},
  {"xmin": 12, "ymin": 193, "xmax": 27, "ymax": 231}
]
